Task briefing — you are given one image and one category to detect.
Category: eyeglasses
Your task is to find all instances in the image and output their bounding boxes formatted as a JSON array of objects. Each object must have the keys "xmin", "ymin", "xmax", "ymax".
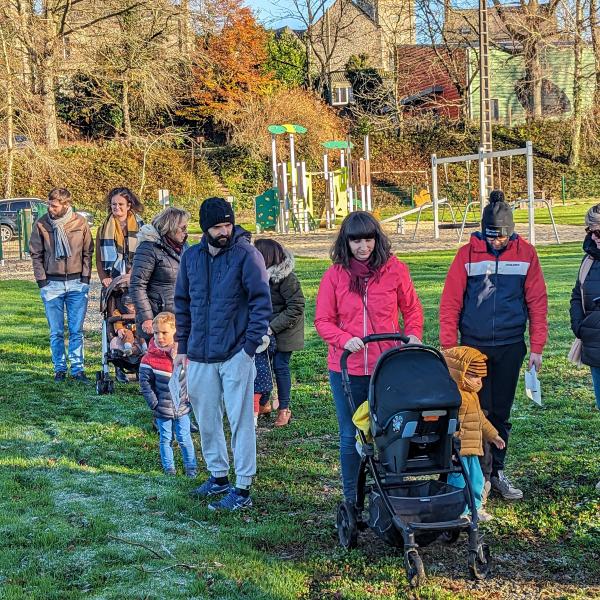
[
  {"xmin": 177, "ymin": 225, "xmax": 188, "ymax": 233},
  {"xmin": 585, "ymin": 227, "xmax": 600, "ymax": 239},
  {"xmin": 486, "ymin": 236, "xmax": 508, "ymax": 243}
]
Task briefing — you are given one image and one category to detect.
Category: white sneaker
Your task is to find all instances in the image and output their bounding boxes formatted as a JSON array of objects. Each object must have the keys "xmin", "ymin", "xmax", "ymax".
[
  {"xmin": 491, "ymin": 470, "xmax": 523, "ymax": 500},
  {"xmin": 254, "ymin": 414, "xmax": 258, "ymax": 427}
]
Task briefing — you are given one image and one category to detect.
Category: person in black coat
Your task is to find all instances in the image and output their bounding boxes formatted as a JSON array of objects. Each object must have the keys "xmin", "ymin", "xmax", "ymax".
[
  {"xmin": 570, "ymin": 203, "xmax": 600, "ymax": 410},
  {"xmin": 254, "ymin": 239, "xmax": 305, "ymax": 427},
  {"xmin": 130, "ymin": 207, "xmax": 190, "ymax": 339}
]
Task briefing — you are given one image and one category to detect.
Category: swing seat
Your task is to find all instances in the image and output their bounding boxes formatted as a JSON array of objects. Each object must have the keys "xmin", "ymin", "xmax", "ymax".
[{"xmin": 438, "ymin": 221, "xmax": 479, "ymax": 230}]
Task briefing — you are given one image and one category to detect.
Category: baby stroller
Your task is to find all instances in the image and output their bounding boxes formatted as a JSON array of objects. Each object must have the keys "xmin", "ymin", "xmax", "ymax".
[
  {"xmin": 337, "ymin": 334, "xmax": 491, "ymax": 587},
  {"xmin": 96, "ymin": 274, "xmax": 144, "ymax": 395}
]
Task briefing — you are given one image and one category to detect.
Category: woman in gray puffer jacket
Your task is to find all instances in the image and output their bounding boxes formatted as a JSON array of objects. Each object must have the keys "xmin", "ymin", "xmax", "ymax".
[
  {"xmin": 254, "ymin": 239, "xmax": 305, "ymax": 426},
  {"xmin": 130, "ymin": 207, "xmax": 190, "ymax": 339}
]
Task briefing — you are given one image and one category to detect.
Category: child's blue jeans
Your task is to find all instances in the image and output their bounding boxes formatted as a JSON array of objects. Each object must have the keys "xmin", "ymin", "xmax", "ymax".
[
  {"xmin": 448, "ymin": 455, "xmax": 485, "ymax": 512},
  {"xmin": 156, "ymin": 415, "xmax": 197, "ymax": 473}
]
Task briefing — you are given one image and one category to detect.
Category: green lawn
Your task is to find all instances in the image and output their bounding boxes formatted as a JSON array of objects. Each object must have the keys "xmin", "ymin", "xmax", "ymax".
[{"xmin": 0, "ymin": 244, "xmax": 598, "ymax": 599}]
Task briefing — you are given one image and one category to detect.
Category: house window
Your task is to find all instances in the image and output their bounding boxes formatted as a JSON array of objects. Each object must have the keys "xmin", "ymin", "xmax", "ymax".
[
  {"xmin": 490, "ymin": 98, "xmax": 500, "ymax": 121},
  {"xmin": 332, "ymin": 86, "xmax": 352, "ymax": 106}
]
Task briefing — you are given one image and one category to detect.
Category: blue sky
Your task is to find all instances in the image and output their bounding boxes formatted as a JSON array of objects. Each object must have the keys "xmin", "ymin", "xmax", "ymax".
[{"xmin": 246, "ymin": 0, "xmax": 307, "ymax": 29}]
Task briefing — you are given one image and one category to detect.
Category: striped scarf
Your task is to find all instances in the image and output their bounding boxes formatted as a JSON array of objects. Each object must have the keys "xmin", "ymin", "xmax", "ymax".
[
  {"xmin": 49, "ymin": 206, "xmax": 73, "ymax": 259},
  {"xmin": 98, "ymin": 211, "xmax": 142, "ymax": 276}
]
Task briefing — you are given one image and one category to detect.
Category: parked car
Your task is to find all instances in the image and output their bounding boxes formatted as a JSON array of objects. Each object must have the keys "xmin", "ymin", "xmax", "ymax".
[{"xmin": 0, "ymin": 198, "xmax": 94, "ymax": 242}]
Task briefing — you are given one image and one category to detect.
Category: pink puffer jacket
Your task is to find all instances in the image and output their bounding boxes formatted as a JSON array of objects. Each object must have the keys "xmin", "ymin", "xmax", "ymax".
[{"xmin": 315, "ymin": 256, "xmax": 424, "ymax": 376}]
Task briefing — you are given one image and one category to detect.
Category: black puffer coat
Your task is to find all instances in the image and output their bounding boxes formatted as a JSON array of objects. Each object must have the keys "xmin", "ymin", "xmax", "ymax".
[
  {"xmin": 130, "ymin": 224, "xmax": 183, "ymax": 329},
  {"xmin": 267, "ymin": 250, "xmax": 305, "ymax": 352},
  {"xmin": 570, "ymin": 235, "xmax": 600, "ymax": 367}
]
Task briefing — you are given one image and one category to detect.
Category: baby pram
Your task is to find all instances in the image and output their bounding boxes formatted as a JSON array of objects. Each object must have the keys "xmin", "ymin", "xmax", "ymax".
[
  {"xmin": 96, "ymin": 274, "xmax": 144, "ymax": 395},
  {"xmin": 337, "ymin": 334, "xmax": 491, "ymax": 586}
]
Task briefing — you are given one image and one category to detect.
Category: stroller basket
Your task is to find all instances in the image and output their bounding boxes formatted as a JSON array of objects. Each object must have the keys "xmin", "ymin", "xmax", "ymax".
[{"xmin": 383, "ymin": 480, "xmax": 465, "ymax": 524}]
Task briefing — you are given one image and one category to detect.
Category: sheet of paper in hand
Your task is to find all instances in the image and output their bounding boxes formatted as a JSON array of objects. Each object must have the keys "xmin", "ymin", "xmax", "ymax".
[
  {"xmin": 169, "ymin": 364, "xmax": 184, "ymax": 411},
  {"xmin": 524, "ymin": 366, "xmax": 542, "ymax": 406}
]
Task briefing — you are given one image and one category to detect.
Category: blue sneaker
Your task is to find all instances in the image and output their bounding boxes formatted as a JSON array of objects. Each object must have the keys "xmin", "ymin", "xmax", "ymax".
[
  {"xmin": 208, "ymin": 489, "xmax": 252, "ymax": 511},
  {"xmin": 191, "ymin": 476, "xmax": 230, "ymax": 497}
]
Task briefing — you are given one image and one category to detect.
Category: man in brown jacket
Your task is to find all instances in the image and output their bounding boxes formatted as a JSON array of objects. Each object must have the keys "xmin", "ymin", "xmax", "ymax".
[{"xmin": 29, "ymin": 188, "xmax": 94, "ymax": 383}]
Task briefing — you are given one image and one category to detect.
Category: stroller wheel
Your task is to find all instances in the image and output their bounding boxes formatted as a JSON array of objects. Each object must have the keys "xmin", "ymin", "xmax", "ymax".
[
  {"xmin": 106, "ymin": 380, "xmax": 115, "ymax": 394},
  {"xmin": 336, "ymin": 501, "xmax": 358, "ymax": 549},
  {"xmin": 404, "ymin": 549, "xmax": 426, "ymax": 588},
  {"xmin": 468, "ymin": 543, "xmax": 491, "ymax": 580},
  {"xmin": 439, "ymin": 529, "xmax": 461, "ymax": 545}
]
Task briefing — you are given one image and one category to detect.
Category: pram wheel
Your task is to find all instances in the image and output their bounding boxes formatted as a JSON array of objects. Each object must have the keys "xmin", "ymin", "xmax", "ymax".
[
  {"xmin": 336, "ymin": 501, "xmax": 358, "ymax": 549},
  {"xmin": 95, "ymin": 371, "xmax": 115, "ymax": 395},
  {"xmin": 404, "ymin": 549, "xmax": 425, "ymax": 587},
  {"xmin": 468, "ymin": 543, "xmax": 491, "ymax": 580}
]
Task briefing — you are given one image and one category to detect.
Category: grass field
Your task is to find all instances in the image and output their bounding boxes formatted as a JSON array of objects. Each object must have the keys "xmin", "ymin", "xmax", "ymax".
[{"xmin": 0, "ymin": 243, "xmax": 598, "ymax": 599}]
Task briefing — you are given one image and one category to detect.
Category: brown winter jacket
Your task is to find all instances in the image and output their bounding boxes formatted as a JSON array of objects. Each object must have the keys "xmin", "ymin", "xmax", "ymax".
[
  {"xmin": 442, "ymin": 346, "xmax": 499, "ymax": 457},
  {"xmin": 29, "ymin": 212, "xmax": 94, "ymax": 287}
]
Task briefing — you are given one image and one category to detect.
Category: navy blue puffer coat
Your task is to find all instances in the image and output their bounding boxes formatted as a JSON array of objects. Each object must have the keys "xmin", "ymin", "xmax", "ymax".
[{"xmin": 174, "ymin": 226, "xmax": 271, "ymax": 362}]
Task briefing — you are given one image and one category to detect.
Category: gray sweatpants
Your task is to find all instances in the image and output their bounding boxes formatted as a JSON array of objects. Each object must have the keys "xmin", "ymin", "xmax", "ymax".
[{"xmin": 187, "ymin": 349, "xmax": 256, "ymax": 488}]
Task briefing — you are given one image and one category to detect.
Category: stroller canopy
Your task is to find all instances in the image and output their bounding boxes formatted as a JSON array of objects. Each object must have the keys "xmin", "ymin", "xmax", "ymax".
[{"xmin": 369, "ymin": 346, "xmax": 461, "ymax": 425}]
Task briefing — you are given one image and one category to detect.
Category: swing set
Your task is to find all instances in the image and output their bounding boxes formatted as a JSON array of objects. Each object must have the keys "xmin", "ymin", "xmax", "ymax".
[{"xmin": 429, "ymin": 142, "xmax": 559, "ymax": 246}]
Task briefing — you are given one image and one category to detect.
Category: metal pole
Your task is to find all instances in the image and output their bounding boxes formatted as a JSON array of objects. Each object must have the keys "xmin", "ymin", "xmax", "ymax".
[
  {"xmin": 271, "ymin": 134, "xmax": 278, "ymax": 188},
  {"xmin": 526, "ymin": 140, "xmax": 535, "ymax": 246},
  {"xmin": 432, "ymin": 154, "xmax": 440, "ymax": 240},
  {"xmin": 479, "ymin": 146, "xmax": 486, "ymax": 217},
  {"xmin": 289, "ymin": 133, "xmax": 297, "ymax": 222},
  {"xmin": 364, "ymin": 135, "xmax": 372, "ymax": 211},
  {"xmin": 281, "ymin": 162, "xmax": 289, "ymax": 234},
  {"xmin": 561, "ymin": 175, "xmax": 566, "ymax": 206}
]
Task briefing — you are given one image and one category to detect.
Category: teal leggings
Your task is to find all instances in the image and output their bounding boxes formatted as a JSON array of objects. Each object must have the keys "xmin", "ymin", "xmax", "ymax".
[{"xmin": 448, "ymin": 455, "xmax": 485, "ymax": 512}]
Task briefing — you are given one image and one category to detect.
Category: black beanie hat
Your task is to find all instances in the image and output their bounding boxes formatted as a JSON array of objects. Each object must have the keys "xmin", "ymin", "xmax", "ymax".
[
  {"xmin": 199, "ymin": 197, "xmax": 235, "ymax": 232},
  {"xmin": 481, "ymin": 189, "xmax": 514, "ymax": 238}
]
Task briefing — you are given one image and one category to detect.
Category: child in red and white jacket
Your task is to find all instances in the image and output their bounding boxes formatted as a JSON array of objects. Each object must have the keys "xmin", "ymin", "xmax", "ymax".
[{"xmin": 140, "ymin": 312, "xmax": 197, "ymax": 477}]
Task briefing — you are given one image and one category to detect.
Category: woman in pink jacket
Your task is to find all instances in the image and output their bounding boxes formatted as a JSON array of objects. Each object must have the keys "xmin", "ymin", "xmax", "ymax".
[{"xmin": 315, "ymin": 211, "xmax": 424, "ymax": 502}]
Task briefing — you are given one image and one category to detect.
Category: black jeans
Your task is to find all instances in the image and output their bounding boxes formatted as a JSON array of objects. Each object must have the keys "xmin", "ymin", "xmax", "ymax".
[{"xmin": 474, "ymin": 341, "xmax": 527, "ymax": 479}]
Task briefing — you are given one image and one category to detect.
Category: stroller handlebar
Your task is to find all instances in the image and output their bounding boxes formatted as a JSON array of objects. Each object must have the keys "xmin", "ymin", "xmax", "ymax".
[{"xmin": 340, "ymin": 333, "xmax": 411, "ymax": 375}]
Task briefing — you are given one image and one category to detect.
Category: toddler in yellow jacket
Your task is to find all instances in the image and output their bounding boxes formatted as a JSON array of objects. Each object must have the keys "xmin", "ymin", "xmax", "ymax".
[{"xmin": 442, "ymin": 346, "xmax": 505, "ymax": 521}]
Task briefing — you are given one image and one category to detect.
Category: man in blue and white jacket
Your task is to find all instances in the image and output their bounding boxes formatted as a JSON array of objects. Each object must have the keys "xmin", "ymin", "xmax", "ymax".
[{"xmin": 174, "ymin": 197, "xmax": 271, "ymax": 511}]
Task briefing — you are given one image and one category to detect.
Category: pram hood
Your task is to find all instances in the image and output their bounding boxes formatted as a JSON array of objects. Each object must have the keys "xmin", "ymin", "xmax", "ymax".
[
  {"xmin": 369, "ymin": 346, "xmax": 461, "ymax": 426},
  {"xmin": 100, "ymin": 273, "xmax": 131, "ymax": 316}
]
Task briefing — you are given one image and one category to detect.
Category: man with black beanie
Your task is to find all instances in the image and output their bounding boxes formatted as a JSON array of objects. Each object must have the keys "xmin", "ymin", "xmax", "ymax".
[
  {"xmin": 174, "ymin": 197, "xmax": 271, "ymax": 511},
  {"xmin": 439, "ymin": 189, "xmax": 548, "ymax": 504}
]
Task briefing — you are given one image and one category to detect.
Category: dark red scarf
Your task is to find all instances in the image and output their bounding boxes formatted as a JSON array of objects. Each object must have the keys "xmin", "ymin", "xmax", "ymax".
[
  {"xmin": 164, "ymin": 235, "xmax": 184, "ymax": 255},
  {"xmin": 347, "ymin": 258, "xmax": 381, "ymax": 296}
]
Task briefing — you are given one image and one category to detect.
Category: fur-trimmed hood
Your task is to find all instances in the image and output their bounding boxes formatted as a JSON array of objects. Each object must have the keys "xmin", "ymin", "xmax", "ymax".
[
  {"xmin": 267, "ymin": 250, "xmax": 295, "ymax": 284},
  {"xmin": 136, "ymin": 224, "xmax": 161, "ymax": 245}
]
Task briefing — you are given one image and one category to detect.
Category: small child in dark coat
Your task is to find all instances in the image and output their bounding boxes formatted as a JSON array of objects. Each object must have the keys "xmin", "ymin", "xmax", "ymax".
[{"xmin": 139, "ymin": 311, "xmax": 197, "ymax": 476}]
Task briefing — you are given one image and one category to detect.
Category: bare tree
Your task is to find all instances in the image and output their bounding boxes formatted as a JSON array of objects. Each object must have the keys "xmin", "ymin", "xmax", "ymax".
[
  {"xmin": 491, "ymin": 0, "xmax": 562, "ymax": 120},
  {"xmin": 274, "ymin": 0, "xmax": 377, "ymax": 93},
  {"xmin": 88, "ymin": 2, "xmax": 191, "ymax": 140},
  {"xmin": 3, "ymin": 0, "xmax": 145, "ymax": 149},
  {"xmin": 415, "ymin": 0, "xmax": 480, "ymax": 124}
]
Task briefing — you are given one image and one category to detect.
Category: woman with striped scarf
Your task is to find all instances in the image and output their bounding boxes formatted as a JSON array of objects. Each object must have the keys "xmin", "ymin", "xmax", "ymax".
[{"xmin": 95, "ymin": 187, "xmax": 144, "ymax": 287}]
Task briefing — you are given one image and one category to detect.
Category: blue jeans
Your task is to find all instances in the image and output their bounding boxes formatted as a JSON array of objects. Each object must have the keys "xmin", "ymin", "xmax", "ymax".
[
  {"xmin": 156, "ymin": 415, "xmax": 197, "ymax": 472},
  {"xmin": 271, "ymin": 351, "xmax": 292, "ymax": 409},
  {"xmin": 448, "ymin": 455, "xmax": 485, "ymax": 512},
  {"xmin": 40, "ymin": 280, "xmax": 89, "ymax": 375},
  {"xmin": 590, "ymin": 367, "xmax": 600, "ymax": 410},
  {"xmin": 329, "ymin": 370, "xmax": 370, "ymax": 503}
]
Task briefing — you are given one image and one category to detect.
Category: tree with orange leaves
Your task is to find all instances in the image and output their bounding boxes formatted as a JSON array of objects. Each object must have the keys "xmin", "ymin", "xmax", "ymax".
[{"xmin": 191, "ymin": 0, "xmax": 273, "ymax": 127}]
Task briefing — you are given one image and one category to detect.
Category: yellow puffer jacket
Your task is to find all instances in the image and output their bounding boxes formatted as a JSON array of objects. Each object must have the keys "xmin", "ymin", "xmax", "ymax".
[{"xmin": 442, "ymin": 346, "xmax": 498, "ymax": 457}]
